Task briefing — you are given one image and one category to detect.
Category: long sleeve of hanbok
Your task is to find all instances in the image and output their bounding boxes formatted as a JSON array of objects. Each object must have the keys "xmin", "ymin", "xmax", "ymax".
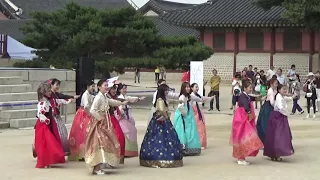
[
  {"xmin": 156, "ymin": 99, "xmax": 169, "ymax": 119},
  {"xmin": 267, "ymin": 89, "xmax": 275, "ymax": 106},
  {"xmin": 37, "ymin": 101, "xmax": 50, "ymax": 125},
  {"xmin": 167, "ymin": 91, "xmax": 179, "ymax": 100},
  {"xmin": 177, "ymin": 95, "xmax": 187, "ymax": 116},
  {"xmin": 56, "ymin": 92, "xmax": 74, "ymax": 99},
  {"xmin": 275, "ymin": 94, "xmax": 290, "ymax": 116},
  {"xmin": 90, "ymin": 98, "xmax": 103, "ymax": 121},
  {"xmin": 239, "ymin": 94, "xmax": 251, "ymax": 114},
  {"xmin": 56, "ymin": 98, "xmax": 72, "ymax": 105},
  {"xmin": 81, "ymin": 93, "xmax": 90, "ymax": 110},
  {"xmin": 107, "ymin": 98, "xmax": 122, "ymax": 107},
  {"xmin": 124, "ymin": 96, "xmax": 139, "ymax": 103}
]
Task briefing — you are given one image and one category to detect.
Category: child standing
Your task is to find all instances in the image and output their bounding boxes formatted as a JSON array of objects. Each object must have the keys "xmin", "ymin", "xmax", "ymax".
[
  {"xmin": 230, "ymin": 80, "xmax": 263, "ymax": 165},
  {"xmin": 264, "ymin": 84, "xmax": 295, "ymax": 161}
]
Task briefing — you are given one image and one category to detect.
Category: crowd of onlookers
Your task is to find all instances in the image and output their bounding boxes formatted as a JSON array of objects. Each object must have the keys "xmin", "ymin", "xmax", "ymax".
[{"xmin": 206, "ymin": 64, "xmax": 320, "ymax": 118}]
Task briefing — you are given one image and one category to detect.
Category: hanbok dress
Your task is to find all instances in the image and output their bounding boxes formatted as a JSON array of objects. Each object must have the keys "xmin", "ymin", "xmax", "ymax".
[
  {"xmin": 34, "ymin": 97, "xmax": 65, "ymax": 168},
  {"xmin": 256, "ymin": 88, "xmax": 276, "ymax": 144},
  {"xmin": 50, "ymin": 92, "xmax": 72, "ymax": 153},
  {"xmin": 230, "ymin": 92, "xmax": 263, "ymax": 159},
  {"xmin": 173, "ymin": 94, "xmax": 201, "ymax": 156},
  {"xmin": 68, "ymin": 90, "xmax": 94, "ymax": 161},
  {"xmin": 118, "ymin": 94, "xmax": 140, "ymax": 157},
  {"xmin": 190, "ymin": 92, "xmax": 210, "ymax": 149},
  {"xmin": 264, "ymin": 94, "xmax": 294, "ymax": 158},
  {"xmin": 107, "ymin": 93, "xmax": 126, "ymax": 164},
  {"xmin": 140, "ymin": 98, "xmax": 183, "ymax": 168},
  {"xmin": 147, "ymin": 90, "xmax": 179, "ymax": 125},
  {"xmin": 85, "ymin": 91, "xmax": 122, "ymax": 172}
]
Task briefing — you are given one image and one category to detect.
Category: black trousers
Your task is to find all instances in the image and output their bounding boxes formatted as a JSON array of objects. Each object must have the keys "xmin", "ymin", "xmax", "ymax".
[
  {"xmin": 208, "ymin": 90, "xmax": 220, "ymax": 110},
  {"xmin": 307, "ymin": 98, "xmax": 316, "ymax": 114}
]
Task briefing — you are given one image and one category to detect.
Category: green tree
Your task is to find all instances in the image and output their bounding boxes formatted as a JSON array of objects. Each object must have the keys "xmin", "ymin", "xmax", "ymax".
[
  {"xmin": 255, "ymin": 0, "xmax": 320, "ymax": 28},
  {"xmin": 16, "ymin": 3, "xmax": 213, "ymax": 75}
]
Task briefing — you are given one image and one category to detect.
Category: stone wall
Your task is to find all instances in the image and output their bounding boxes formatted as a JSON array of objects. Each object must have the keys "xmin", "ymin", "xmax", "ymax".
[{"xmin": 0, "ymin": 68, "xmax": 76, "ymax": 114}]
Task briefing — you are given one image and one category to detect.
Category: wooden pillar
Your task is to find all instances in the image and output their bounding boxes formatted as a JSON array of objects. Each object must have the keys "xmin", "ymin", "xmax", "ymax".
[
  {"xmin": 233, "ymin": 28, "xmax": 239, "ymax": 76},
  {"xmin": 309, "ymin": 30, "xmax": 315, "ymax": 72},
  {"xmin": 199, "ymin": 28, "xmax": 204, "ymax": 43},
  {"xmin": 270, "ymin": 28, "xmax": 276, "ymax": 67}
]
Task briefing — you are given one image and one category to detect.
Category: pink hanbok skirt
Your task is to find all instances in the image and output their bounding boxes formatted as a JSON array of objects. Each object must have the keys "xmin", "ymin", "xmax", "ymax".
[{"xmin": 230, "ymin": 103, "xmax": 263, "ymax": 159}]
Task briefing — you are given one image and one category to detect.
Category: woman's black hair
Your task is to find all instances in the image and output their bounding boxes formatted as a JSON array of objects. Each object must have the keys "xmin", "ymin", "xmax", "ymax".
[
  {"xmin": 179, "ymin": 82, "xmax": 191, "ymax": 99},
  {"xmin": 190, "ymin": 83, "xmax": 202, "ymax": 98},
  {"xmin": 157, "ymin": 79, "xmax": 166, "ymax": 87},
  {"xmin": 274, "ymin": 84, "xmax": 284, "ymax": 100},
  {"xmin": 154, "ymin": 84, "xmax": 169, "ymax": 107},
  {"xmin": 296, "ymin": 74, "xmax": 301, "ymax": 83},
  {"xmin": 235, "ymin": 73, "xmax": 241, "ymax": 79},
  {"xmin": 97, "ymin": 79, "xmax": 106, "ymax": 91},
  {"xmin": 242, "ymin": 80, "xmax": 252, "ymax": 91},
  {"xmin": 50, "ymin": 78, "xmax": 61, "ymax": 85},
  {"xmin": 179, "ymin": 82, "xmax": 191, "ymax": 111},
  {"xmin": 86, "ymin": 80, "xmax": 95, "ymax": 87},
  {"xmin": 116, "ymin": 83, "xmax": 127, "ymax": 96},
  {"xmin": 272, "ymin": 75, "xmax": 277, "ymax": 79}
]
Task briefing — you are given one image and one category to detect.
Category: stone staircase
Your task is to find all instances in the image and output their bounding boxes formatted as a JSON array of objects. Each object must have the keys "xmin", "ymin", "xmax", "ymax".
[{"xmin": 0, "ymin": 76, "xmax": 38, "ymax": 129}]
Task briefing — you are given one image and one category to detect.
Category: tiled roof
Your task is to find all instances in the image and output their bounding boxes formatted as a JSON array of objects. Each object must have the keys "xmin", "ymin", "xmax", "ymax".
[
  {"xmin": 146, "ymin": 16, "xmax": 199, "ymax": 37},
  {"xmin": 139, "ymin": 0, "xmax": 196, "ymax": 15},
  {"xmin": 160, "ymin": 0, "xmax": 304, "ymax": 28},
  {"xmin": 0, "ymin": 20, "xmax": 29, "ymax": 40},
  {"xmin": 2, "ymin": 0, "xmax": 131, "ymax": 19}
]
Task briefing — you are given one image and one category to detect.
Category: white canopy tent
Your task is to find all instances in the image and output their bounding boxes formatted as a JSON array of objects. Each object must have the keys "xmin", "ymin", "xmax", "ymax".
[{"xmin": 7, "ymin": 36, "xmax": 37, "ymax": 60}]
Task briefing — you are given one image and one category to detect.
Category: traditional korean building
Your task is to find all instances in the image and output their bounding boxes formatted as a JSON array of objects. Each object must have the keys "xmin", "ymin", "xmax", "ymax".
[
  {"xmin": 0, "ymin": 0, "xmax": 133, "ymax": 58},
  {"xmin": 160, "ymin": 0, "xmax": 320, "ymax": 81},
  {"xmin": 139, "ymin": 0, "xmax": 199, "ymax": 37}
]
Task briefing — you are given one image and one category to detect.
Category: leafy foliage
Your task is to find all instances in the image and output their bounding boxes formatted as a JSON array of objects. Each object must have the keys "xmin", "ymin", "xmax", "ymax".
[
  {"xmin": 255, "ymin": 0, "xmax": 320, "ymax": 29},
  {"xmin": 15, "ymin": 3, "xmax": 213, "ymax": 73}
]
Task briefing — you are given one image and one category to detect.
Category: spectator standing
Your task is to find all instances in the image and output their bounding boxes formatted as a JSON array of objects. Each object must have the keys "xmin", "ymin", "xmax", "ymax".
[
  {"xmin": 160, "ymin": 66, "xmax": 166, "ymax": 80},
  {"xmin": 266, "ymin": 66, "xmax": 276, "ymax": 81},
  {"xmin": 208, "ymin": 69, "xmax": 221, "ymax": 111},
  {"xmin": 154, "ymin": 66, "xmax": 160, "ymax": 82},
  {"xmin": 247, "ymin": 65, "xmax": 255, "ymax": 80},
  {"xmin": 134, "ymin": 66, "xmax": 140, "ymax": 83},
  {"xmin": 314, "ymin": 71, "xmax": 320, "ymax": 111},
  {"xmin": 276, "ymin": 68, "xmax": 286, "ymax": 85}
]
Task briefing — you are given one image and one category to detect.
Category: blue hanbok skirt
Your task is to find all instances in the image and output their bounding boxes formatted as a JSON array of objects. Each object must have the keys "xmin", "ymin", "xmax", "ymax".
[
  {"xmin": 256, "ymin": 101, "xmax": 274, "ymax": 145},
  {"xmin": 139, "ymin": 113, "xmax": 183, "ymax": 168}
]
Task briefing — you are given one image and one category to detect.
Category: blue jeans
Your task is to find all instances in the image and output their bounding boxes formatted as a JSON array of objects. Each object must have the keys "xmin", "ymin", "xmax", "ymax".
[{"xmin": 292, "ymin": 98, "xmax": 302, "ymax": 113}]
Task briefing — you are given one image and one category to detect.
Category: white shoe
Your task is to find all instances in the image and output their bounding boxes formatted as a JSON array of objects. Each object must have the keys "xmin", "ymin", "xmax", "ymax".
[
  {"xmin": 237, "ymin": 160, "xmax": 250, "ymax": 165},
  {"xmin": 313, "ymin": 114, "xmax": 316, "ymax": 118},
  {"xmin": 306, "ymin": 114, "xmax": 310, "ymax": 118},
  {"xmin": 94, "ymin": 170, "xmax": 105, "ymax": 175}
]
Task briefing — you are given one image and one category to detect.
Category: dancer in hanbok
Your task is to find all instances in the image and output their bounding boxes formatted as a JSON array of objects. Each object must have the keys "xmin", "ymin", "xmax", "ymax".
[
  {"xmin": 68, "ymin": 80, "xmax": 95, "ymax": 161},
  {"xmin": 148, "ymin": 79, "xmax": 179, "ymax": 125},
  {"xmin": 140, "ymin": 84, "xmax": 183, "ymax": 168},
  {"xmin": 107, "ymin": 84, "xmax": 126, "ymax": 164},
  {"xmin": 117, "ymin": 83, "xmax": 146, "ymax": 157},
  {"xmin": 230, "ymin": 80, "xmax": 263, "ymax": 165},
  {"xmin": 49, "ymin": 78, "xmax": 78, "ymax": 154},
  {"xmin": 34, "ymin": 82, "xmax": 65, "ymax": 168},
  {"xmin": 256, "ymin": 78, "xmax": 278, "ymax": 145},
  {"xmin": 174, "ymin": 82, "xmax": 201, "ymax": 156},
  {"xmin": 264, "ymin": 84, "xmax": 295, "ymax": 161},
  {"xmin": 85, "ymin": 79, "xmax": 128, "ymax": 175},
  {"xmin": 190, "ymin": 83, "xmax": 213, "ymax": 149}
]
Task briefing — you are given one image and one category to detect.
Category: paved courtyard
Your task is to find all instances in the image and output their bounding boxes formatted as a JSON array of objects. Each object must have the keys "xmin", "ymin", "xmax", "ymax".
[{"xmin": 1, "ymin": 83, "xmax": 320, "ymax": 180}]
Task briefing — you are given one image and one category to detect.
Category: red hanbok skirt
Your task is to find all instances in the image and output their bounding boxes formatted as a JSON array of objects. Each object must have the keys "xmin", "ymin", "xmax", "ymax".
[
  {"xmin": 35, "ymin": 119, "xmax": 65, "ymax": 168},
  {"xmin": 68, "ymin": 107, "xmax": 91, "ymax": 161},
  {"xmin": 110, "ymin": 114, "xmax": 125, "ymax": 164}
]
